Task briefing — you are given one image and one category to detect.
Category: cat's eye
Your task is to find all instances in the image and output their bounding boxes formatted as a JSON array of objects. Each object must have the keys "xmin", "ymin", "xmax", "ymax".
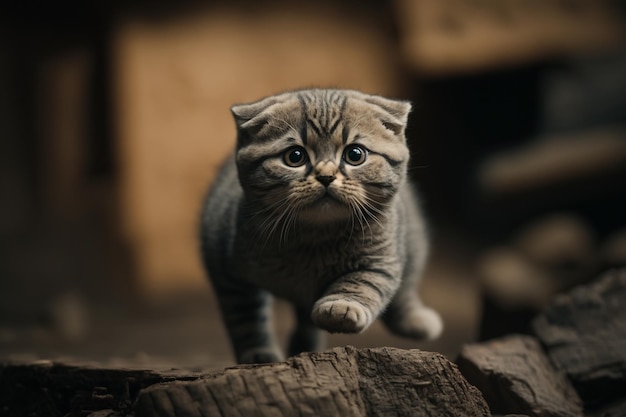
[
  {"xmin": 343, "ymin": 145, "xmax": 367, "ymax": 166},
  {"xmin": 283, "ymin": 146, "xmax": 308, "ymax": 167}
]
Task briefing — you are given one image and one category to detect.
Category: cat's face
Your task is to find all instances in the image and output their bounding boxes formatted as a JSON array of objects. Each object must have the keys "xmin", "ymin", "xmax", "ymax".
[{"xmin": 233, "ymin": 89, "xmax": 411, "ymax": 224}]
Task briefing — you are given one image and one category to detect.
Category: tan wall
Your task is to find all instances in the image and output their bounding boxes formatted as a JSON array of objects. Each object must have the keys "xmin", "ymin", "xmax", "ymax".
[{"xmin": 113, "ymin": 3, "xmax": 408, "ymax": 296}]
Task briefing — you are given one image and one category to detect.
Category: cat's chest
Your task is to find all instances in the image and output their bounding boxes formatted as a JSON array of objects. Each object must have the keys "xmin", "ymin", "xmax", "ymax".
[{"xmin": 235, "ymin": 239, "xmax": 365, "ymax": 306}]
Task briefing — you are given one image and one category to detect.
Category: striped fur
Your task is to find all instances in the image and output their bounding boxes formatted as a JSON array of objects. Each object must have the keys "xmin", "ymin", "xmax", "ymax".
[{"xmin": 201, "ymin": 89, "xmax": 442, "ymax": 364}]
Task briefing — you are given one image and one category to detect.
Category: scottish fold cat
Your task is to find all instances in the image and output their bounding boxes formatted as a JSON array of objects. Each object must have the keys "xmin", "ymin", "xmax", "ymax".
[{"xmin": 201, "ymin": 89, "xmax": 442, "ymax": 363}]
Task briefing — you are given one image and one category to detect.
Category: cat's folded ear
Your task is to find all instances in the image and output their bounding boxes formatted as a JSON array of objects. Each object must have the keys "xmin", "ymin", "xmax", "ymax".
[
  {"xmin": 363, "ymin": 95, "xmax": 412, "ymax": 136},
  {"xmin": 231, "ymin": 96, "xmax": 280, "ymax": 136}
]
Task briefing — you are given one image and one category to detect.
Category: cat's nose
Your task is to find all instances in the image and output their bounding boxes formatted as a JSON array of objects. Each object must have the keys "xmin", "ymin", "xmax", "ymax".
[
  {"xmin": 315, "ymin": 161, "xmax": 338, "ymax": 186},
  {"xmin": 316, "ymin": 175, "xmax": 335, "ymax": 187}
]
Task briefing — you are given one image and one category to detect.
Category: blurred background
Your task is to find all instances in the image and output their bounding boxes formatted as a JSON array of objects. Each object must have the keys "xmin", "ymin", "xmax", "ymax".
[{"xmin": 1, "ymin": 0, "xmax": 625, "ymax": 370}]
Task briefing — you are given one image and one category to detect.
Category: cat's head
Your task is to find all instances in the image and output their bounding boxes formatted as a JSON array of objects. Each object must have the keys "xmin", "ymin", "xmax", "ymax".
[{"xmin": 232, "ymin": 89, "xmax": 411, "ymax": 224}]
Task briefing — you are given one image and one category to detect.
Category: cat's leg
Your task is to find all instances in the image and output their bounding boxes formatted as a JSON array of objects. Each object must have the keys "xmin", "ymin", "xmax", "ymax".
[
  {"xmin": 214, "ymin": 282, "xmax": 283, "ymax": 364},
  {"xmin": 381, "ymin": 278, "xmax": 443, "ymax": 341},
  {"xmin": 311, "ymin": 270, "xmax": 400, "ymax": 334},
  {"xmin": 382, "ymin": 223, "xmax": 443, "ymax": 340},
  {"xmin": 288, "ymin": 305, "xmax": 325, "ymax": 357}
]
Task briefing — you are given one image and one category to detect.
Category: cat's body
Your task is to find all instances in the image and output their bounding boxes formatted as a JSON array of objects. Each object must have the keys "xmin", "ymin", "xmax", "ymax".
[{"xmin": 201, "ymin": 89, "xmax": 442, "ymax": 364}]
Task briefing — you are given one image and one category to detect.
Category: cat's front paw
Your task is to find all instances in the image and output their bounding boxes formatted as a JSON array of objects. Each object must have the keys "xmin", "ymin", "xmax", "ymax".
[{"xmin": 311, "ymin": 299, "xmax": 372, "ymax": 333}]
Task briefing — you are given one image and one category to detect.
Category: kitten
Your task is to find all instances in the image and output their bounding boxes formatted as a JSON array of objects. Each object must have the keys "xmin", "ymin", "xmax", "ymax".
[{"xmin": 201, "ymin": 88, "xmax": 442, "ymax": 364}]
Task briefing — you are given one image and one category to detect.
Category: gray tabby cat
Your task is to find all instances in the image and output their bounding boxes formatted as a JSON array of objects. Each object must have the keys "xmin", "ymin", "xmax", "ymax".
[{"xmin": 201, "ymin": 88, "xmax": 442, "ymax": 364}]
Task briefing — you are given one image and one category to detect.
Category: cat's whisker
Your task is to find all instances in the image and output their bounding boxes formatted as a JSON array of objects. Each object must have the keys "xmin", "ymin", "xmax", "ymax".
[
  {"xmin": 244, "ymin": 195, "xmax": 288, "ymax": 223},
  {"xmin": 351, "ymin": 198, "xmax": 375, "ymax": 242},
  {"xmin": 341, "ymin": 189, "xmax": 371, "ymax": 240},
  {"xmin": 353, "ymin": 193, "xmax": 389, "ymax": 239},
  {"xmin": 253, "ymin": 198, "xmax": 292, "ymax": 241},
  {"xmin": 279, "ymin": 201, "xmax": 298, "ymax": 247},
  {"xmin": 362, "ymin": 198, "xmax": 390, "ymax": 220},
  {"xmin": 253, "ymin": 196, "xmax": 298, "ymax": 248},
  {"xmin": 265, "ymin": 208, "xmax": 289, "ymax": 246},
  {"xmin": 270, "ymin": 200, "xmax": 291, "ymax": 240},
  {"xmin": 345, "ymin": 201, "xmax": 357, "ymax": 245},
  {"xmin": 348, "ymin": 199, "xmax": 367, "ymax": 242},
  {"xmin": 363, "ymin": 204, "xmax": 386, "ymax": 234}
]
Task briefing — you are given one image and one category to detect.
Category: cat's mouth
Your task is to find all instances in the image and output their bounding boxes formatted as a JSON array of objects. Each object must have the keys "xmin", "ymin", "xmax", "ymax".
[
  {"xmin": 297, "ymin": 190, "xmax": 351, "ymax": 222},
  {"xmin": 306, "ymin": 192, "xmax": 344, "ymax": 211},
  {"xmin": 318, "ymin": 191, "xmax": 343, "ymax": 204}
]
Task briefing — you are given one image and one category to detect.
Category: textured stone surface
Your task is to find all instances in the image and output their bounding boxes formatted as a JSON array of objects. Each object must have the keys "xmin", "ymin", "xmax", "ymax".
[
  {"xmin": 0, "ymin": 347, "xmax": 489, "ymax": 417},
  {"xmin": 532, "ymin": 268, "xmax": 626, "ymax": 407},
  {"xmin": 0, "ymin": 359, "xmax": 200, "ymax": 417},
  {"xmin": 586, "ymin": 397, "xmax": 626, "ymax": 417},
  {"xmin": 457, "ymin": 334, "xmax": 583, "ymax": 417},
  {"xmin": 135, "ymin": 346, "xmax": 490, "ymax": 417}
]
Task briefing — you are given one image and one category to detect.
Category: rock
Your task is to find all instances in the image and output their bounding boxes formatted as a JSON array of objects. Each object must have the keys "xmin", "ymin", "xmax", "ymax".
[
  {"xmin": 0, "ymin": 347, "xmax": 489, "ymax": 417},
  {"xmin": 87, "ymin": 411, "xmax": 119, "ymax": 417},
  {"xmin": 478, "ymin": 247, "xmax": 556, "ymax": 310},
  {"xmin": 476, "ymin": 213, "xmax": 601, "ymax": 340},
  {"xmin": 0, "ymin": 359, "xmax": 200, "ymax": 417},
  {"xmin": 514, "ymin": 214, "xmax": 595, "ymax": 269},
  {"xmin": 585, "ymin": 397, "xmax": 626, "ymax": 417},
  {"xmin": 600, "ymin": 229, "xmax": 626, "ymax": 268},
  {"xmin": 135, "ymin": 346, "xmax": 490, "ymax": 417},
  {"xmin": 532, "ymin": 268, "xmax": 626, "ymax": 407},
  {"xmin": 457, "ymin": 334, "xmax": 583, "ymax": 417}
]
